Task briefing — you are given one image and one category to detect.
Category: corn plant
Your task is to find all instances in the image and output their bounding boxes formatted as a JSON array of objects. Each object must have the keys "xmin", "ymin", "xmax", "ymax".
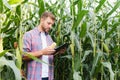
[
  {"xmin": 49, "ymin": 0, "xmax": 120, "ymax": 80},
  {"xmin": 0, "ymin": 0, "xmax": 120, "ymax": 80}
]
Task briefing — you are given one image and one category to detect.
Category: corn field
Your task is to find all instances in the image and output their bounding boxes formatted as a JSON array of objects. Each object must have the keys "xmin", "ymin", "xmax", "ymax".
[{"xmin": 0, "ymin": 0, "xmax": 120, "ymax": 80}]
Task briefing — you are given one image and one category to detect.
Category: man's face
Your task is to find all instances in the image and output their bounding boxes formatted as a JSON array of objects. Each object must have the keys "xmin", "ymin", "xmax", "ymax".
[{"xmin": 41, "ymin": 17, "xmax": 55, "ymax": 33}]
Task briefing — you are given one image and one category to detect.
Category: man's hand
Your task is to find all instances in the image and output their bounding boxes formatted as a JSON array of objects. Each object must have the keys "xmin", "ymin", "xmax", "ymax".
[
  {"xmin": 58, "ymin": 48, "xmax": 66, "ymax": 54},
  {"xmin": 53, "ymin": 47, "xmax": 66, "ymax": 55},
  {"xmin": 22, "ymin": 43, "xmax": 57, "ymax": 61},
  {"xmin": 41, "ymin": 46, "xmax": 56, "ymax": 55}
]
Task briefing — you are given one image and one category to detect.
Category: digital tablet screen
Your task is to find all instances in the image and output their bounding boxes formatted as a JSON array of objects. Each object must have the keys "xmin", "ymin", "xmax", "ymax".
[{"xmin": 54, "ymin": 43, "xmax": 70, "ymax": 53}]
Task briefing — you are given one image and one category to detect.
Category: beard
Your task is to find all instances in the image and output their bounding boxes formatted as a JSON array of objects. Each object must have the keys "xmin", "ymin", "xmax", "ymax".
[{"xmin": 41, "ymin": 24, "xmax": 50, "ymax": 33}]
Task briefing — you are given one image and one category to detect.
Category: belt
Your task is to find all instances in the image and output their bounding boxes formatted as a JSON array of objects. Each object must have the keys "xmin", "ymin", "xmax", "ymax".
[{"xmin": 42, "ymin": 77, "xmax": 48, "ymax": 80}]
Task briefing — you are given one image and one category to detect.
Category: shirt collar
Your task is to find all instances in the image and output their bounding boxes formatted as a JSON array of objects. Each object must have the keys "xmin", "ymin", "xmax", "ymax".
[{"xmin": 34, "ymin": 27, "xmax": 48, "ymax": 35}]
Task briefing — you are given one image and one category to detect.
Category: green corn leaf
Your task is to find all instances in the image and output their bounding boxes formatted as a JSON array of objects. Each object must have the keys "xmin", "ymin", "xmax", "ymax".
[
  {"xmin": 75, "ymin": 35, "xmax": 81, "ymax": 52},
  {"xmin": 23, "ymin": 52, "xmax": 51, "ymax": 66},
  {"xmin": 81, "ymin": 50, "xmax": 92, "ymax": 62},
  {"xmin": 28, "ymin": 2, "xmax": 39, "ymax": 8},
  {"xmin": 73, "ymin": 70, "xmax": 82, "ymax": 80},
  {"xmin": 8, "ymin": 0, "xmax": 23, "ymax": 5},
  {"xmin": 80, "ymin": 22, "xmax": 87, "ymax": 38},
  {"xmin": 73, "ymin": 0, "xmax": 82, "ymax": 12},
  {"xmin": 87, "ymin": 32, "xmax": 94, "ymax": 48},
  {"xmin": 106, "ymin": 1, "xmax": 120, "ymax": 18},
  {"xmin": 72, "ymin": 10, "xmax": 88, "ymax": 30},
  {"xmin": 21, "ymin": 0, "xmax": 28, "ymax": 4},
  {"xmin": 0, "ymin": 57, "xmax": 21, "ymax": 80},
  {"xmin": 78, "ymin": 0, "xmax": 82, "ymax": 12},
  {"xmin": 2, "ymin": 11, "xmax": 11, "ymax": 25},
  {"xmin": 106, "ymin": 22, "xmax": 120, "ymax": 38},
  {"xmin": 0, "ymin": 50, "xmax": 11, "ymax": 57},
  {"xmin": 95, "ymin": 0, "xmax": 106, "ymax": 13},
  {"xmin": 102, "ymin": 62, "xmax": 114, "ymax": 80},
  {"xmin": 38, "ymin": 0, "xmax": 45, "ymax": 17},
  {"xmin": 90, "ymin": 50, "xmax": 103, "ymax": 77},
  {"xmin": 99, "ymin": 19, "xmax": 108, "ymax": 29},
  {"xmin": 1, "ymin": 20, "xmax": 13, "ymax": 33},
  {"xmin": 112, "ymin": 46, "xmax": 120, "ymax": 54},
  {"xmin": 61, "ymin": 55, "xmax": 72, "ymax": 59},
  {"xmin": 2, "ymin": 0, "xmax": 12, "ymax": 10},
  {"xmin": 0, "ymin": 0, "xmax": 3, "ymax": 13},
  {"xmin": 16, "ymin": 48, "xmax": 22, "ymax": 69},
  {"xmin": 16, "ymin": 5, "xmax": 21, "ymax": 18},
  {"xmin": 56, "ymin": 20, "xmax": 61, "ymax": 45}
]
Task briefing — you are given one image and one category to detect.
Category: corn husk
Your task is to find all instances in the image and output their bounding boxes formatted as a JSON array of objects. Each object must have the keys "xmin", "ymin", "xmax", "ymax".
[{"xmin": 50, "ymin": 42, "xmax": 56, "ymax": 49}]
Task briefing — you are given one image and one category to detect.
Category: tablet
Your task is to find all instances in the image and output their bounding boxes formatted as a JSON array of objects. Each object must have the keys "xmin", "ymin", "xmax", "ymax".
[{"xmin": 54, "ymin": 43, "xmax": 70, "ymax": 53}]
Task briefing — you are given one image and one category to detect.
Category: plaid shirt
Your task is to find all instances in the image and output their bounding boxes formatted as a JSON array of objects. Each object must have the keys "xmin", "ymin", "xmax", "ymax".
[{"xmin": 23, "ymin": 27, "xmax": 54, "ymax": 80}]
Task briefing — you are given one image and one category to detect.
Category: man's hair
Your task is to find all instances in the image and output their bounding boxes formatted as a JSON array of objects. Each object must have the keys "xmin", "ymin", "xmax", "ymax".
[{"xmin": 41, "ymin": 11, "xmax": 55, "ymax": 21}]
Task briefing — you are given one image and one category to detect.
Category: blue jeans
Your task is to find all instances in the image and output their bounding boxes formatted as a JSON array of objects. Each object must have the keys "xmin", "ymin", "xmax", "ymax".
[{"xmin": 42, "ymin": 77, "xmax": 48, "ymax": 80}]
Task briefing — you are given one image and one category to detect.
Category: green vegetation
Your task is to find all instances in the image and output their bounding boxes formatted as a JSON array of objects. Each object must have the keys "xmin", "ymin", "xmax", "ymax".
[{"xmin": 0, "ymin": 0, "xmax": 120, "ymax": 80}]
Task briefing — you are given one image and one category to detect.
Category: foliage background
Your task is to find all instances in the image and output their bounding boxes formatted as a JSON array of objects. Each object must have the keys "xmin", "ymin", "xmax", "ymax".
[{"xmin": 0, "ymin": 0, "xmax": 120, "ymax": 80}]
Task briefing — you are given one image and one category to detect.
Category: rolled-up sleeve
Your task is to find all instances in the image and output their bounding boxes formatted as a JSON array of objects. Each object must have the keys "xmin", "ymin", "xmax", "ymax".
[{"xmin": 23, "ymin": 32, "xmax": 32, "ymax": 52}]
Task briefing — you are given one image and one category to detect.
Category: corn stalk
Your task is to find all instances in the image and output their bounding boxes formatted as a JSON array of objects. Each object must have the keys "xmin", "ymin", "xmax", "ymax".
[
  {"xmin": 0, "ymin": 37, "xmax": 3, "ymax": 53},
  {"xmin": 0, "ymin": 0, "xmax": 120, "ymax": 80}
]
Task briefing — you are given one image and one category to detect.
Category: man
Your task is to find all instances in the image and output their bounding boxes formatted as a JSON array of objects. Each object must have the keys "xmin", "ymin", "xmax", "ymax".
[{"xmin": 23, "ymin": 11, "xmax": 56, "ymax": 80}]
